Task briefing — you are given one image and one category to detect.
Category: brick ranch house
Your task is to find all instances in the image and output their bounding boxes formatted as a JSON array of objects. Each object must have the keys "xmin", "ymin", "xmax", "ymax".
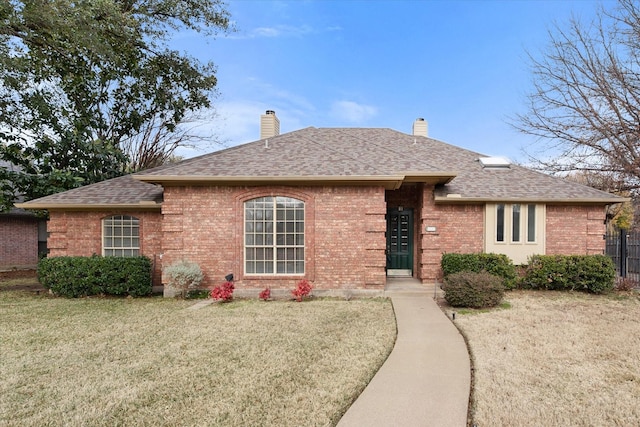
[{"xmin": 18, "ymin": 112, "xmax": 624, "ymax": 295}]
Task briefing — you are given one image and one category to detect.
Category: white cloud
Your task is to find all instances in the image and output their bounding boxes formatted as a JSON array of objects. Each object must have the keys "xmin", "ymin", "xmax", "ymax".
[
  {"xmin": 329, "ymin": 101, "xmax": 377, "ymax": 124},
  {"xmin": 232, "ymin": 24, "xmax": 315, "ymax": 39}
]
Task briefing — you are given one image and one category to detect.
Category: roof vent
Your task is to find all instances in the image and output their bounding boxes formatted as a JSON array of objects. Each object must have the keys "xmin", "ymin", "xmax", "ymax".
[
  {"xmin": 260, "ymin": 110, "xmax": 280, "ymax": 139},
  {"xmin": 479, "ymin": 157, "xmax": 511, "ymax": 169},
  {"xmin": 412, "ymin": 118, "xmax": 428, "ymax": 137}
]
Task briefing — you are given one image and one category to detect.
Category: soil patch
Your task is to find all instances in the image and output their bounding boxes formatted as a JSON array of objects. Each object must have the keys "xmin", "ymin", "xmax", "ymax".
[{"xmin": 0, "ymin": 269, "xmax": 44, "ymax": 291}]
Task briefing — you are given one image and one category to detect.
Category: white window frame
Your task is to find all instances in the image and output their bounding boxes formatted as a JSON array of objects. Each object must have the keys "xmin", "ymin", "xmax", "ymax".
[
  {"xmin": 244, "ymin": 196, "xmax": 305, "ymax": 276},
  {"xmin": 495, "ymin": 204, "xmax": 538, "ymax": 245},
  {"xmin": 102, "ymin": 215, "xmax": 140, "ymax": 257},
  {"xmin": 487, "ymin": 203, "xmax": 545, "ymax": 265}
]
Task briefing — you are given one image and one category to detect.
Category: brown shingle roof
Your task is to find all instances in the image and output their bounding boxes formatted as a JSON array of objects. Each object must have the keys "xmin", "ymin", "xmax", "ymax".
[
  {"xmin": 16, "ymin": 175, "xmax": 163, "ymax": 210},
  {"xmin": 17, "ymin": 127, "xmax": 624, "ymax": 208}
]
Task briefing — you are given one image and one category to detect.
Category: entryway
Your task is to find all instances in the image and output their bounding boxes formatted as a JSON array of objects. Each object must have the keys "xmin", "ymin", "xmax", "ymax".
[{"xmin": 386, "ymin": 208, "xmax": 413, "ymax": 277}]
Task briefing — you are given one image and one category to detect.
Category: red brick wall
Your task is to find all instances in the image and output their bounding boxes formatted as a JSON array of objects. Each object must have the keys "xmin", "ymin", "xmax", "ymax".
[
  {"xmin": 417, "ymin": 185, "xmax": 484, "ymax": 282},
  {"xmin": 546, "ymin": 205, "xmax": 605, "ymax": 255},
  {"xmin": 47, "ymin": 210, "xmax": 163, "ymax": 284},
  {"xmin": 161, "ymin": 185, "xmax": 386, "ymax": 290},
  {"xmin": 0, "ymin": 216, "xmax": 38, "ymax": 269}
]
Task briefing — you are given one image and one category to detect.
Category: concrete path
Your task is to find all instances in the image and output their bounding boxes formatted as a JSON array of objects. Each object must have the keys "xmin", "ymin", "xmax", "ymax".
[{"xmin": 337, "ymin": 289, "xmax": 471, "ymax": 427}]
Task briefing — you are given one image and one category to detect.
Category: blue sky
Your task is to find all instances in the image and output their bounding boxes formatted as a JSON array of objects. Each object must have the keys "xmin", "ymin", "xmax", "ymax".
[{"xmin": 173, "ymin": 0, "xmax": 608, "ymax": 162}]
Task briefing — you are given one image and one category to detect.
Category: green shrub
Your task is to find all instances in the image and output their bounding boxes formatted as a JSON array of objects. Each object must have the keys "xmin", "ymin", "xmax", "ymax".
[
  {"xmin": 163, "ymin": 260, "xmax": 204, "ymax": 298},
  {"xmin": 442, "ymin": 271, "xmax": 505, "ymax": 308},
  {"xmin": 38, "ymin": 256, "xmax": 152, "ymax": 297},
  {"xmin": 441, "ymin": 253, "xmax": 517, "ymax": 289},
  {"xmin": 521, "ymin": 254, "xmax": 615, "ymax": 294}
]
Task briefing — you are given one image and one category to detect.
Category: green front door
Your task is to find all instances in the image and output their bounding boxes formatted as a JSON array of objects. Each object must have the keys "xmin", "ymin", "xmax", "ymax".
[{"xmin": 386, "ymin": 208, "xmax": 413, "ymax": 276}]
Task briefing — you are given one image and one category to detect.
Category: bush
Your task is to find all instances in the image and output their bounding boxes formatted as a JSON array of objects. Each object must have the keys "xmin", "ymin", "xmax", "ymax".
[
  {"xmin": 211, "ymin": 281, "xmax": 234, "ymax": 302},
  {"xmin": 521, "ymin": 254, "xmax": 615, "ymax": 294},
  {"xmin": 441, "ymin": 253, "xmax": 517, "ymax": 289},
  {"xmin": 615, "ymin": 277, "xmax": 638, "ymax": 292},
  {"xmin": 38, "ymin": 256, "xmax": 152, "ymax": 297},
  {"xmin": 442, "ymin": 271, "xmax": 505, "ymax": 308},
  {"xmin": 292, "ymin": 279, "xmax": 313, "ymax": 302},
  {"xmin": 259, "ymin": 287, "xmax": 271, "ymax": 301},
  {"xmin": 163, "ymin": 260, "xmax": 204, "ymax": 298}
]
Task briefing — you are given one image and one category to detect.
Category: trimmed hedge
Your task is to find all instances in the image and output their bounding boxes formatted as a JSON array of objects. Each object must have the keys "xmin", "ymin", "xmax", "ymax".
[
  {"xmin": 521, "ymin": 254, "xmax": 615, "ymax": 294},
  {"xmin": 38, "ymin": 256, "xmax": 152, "ymax": 297},
  {"xmin": 441, "ymin": 252, "xmax": 517, "ymax": 289},
  {"xmin": 442, "ymin": 271, "xmax": 505, "ymax": 308}
]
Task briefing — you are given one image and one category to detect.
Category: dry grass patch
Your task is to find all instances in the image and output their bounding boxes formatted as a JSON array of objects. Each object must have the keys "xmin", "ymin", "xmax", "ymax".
[
  {"xmin": 0, "ymin": 292, "xmax": 395, "ymax": 427},
  {"xmin": 454, "ymin": 290, "xmax": 640, "ymax": 426}
]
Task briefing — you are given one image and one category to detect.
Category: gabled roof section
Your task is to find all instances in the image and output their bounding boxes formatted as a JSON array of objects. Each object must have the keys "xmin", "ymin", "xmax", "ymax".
[
  {"xmin": 133, "ymin": 127, "xmax": 457, "ymax": 189},
  {"xmin": 15, "ymin": 175, "xmax": 163, "ymax": 210}
]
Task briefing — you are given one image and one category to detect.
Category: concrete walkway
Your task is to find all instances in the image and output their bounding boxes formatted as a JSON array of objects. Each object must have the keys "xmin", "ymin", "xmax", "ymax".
[{"xmin": 337, "ymin": 283, "xmax": 471, "ymax": 426}]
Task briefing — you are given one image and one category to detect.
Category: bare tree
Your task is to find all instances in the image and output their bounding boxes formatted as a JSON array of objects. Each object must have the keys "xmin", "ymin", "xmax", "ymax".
[
  {"xmin": 119, "ymin": 109, "xmax": 224, "ymax": 171},
  {"xmin": 515, "ymin": 0, "xmax": 640, "ymax": 194}
]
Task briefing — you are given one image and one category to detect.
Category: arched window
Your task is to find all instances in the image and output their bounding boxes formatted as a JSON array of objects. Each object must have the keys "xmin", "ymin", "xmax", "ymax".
[
  {"xmin": 102, "ymin": 215, "xmax": 140, "ymax": 257},
  {"xmin": 245, "ymin": 196, "xmax": 304, "ymax": 275}
]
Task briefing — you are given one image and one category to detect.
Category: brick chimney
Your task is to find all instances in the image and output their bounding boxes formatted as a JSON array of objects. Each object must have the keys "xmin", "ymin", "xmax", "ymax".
[
  {"xmin": 412, "ymin": 118, "xmax": 428, "ymax": 137},
  {"xmin": 260, "ymin": 110, "xmax": 280, "ymax": 139}
]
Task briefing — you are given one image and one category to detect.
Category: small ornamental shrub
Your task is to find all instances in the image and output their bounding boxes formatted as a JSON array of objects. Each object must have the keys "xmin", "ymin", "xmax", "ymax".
[
  {"xmin": 211, "ymin": 281, "xmax": 234, "ymax": 302},
  {"xmin": 38, "ymin": 255, "xmax": 152, "ymax": 297},
  {"xmin": 615, "ymin": 277, "xmax": 638, "ymax": 292},
  {"xmin": 259, "ymin": 287, "xmax": 271, "ymax": 301},
  {"xmin": 442, "ymin": 271, "xmax": 505, "ymax": 309},
  {"xmin": 521, "ymin": 254, "xmax": 615, "ymax": 294},
  {"xmin": 164, "ymin": 260, "xmax": 204, "ymax": 298},
  {"xmin": 291, "ymin": 279, "xmax": 313, "ymax": 302},
  {"xmin": 441, "ymin": 253, "xmax": 517, "ymax": 289}
]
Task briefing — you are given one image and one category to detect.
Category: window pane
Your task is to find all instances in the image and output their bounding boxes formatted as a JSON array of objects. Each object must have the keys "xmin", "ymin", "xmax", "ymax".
[
  {"xmin": 103, "ymin": 215, "xmax": 140, "ymax": 257},
  {"xmin": 512, "ymin": 204, "xmax": 521, "ymax": 242},
  {"xmin": 496, "ymin": 204, "xmax": 505, "ymax": 242},
  {"xmin": 527, "ymin": 204, "xmax": 536, "ymax": 242},
  {"xmin": 244, "ymin": 196, "xmax": 305, "ymax": 275}
]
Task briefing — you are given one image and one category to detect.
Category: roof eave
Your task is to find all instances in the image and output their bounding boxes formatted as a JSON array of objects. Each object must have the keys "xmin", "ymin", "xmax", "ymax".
[
  {"xmin": 133, "ymin": 173, "xmax": 457, "ymax": 188},
  {"xmin": 14, "ymin": 202, "xmax": 162, "ymax": 211},
  {"xmin": 434, "ymin": 196, "xmax": 629, "ymax": 204}
]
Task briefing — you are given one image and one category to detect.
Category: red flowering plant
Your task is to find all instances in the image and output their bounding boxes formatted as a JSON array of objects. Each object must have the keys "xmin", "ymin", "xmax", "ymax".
[
  {"xmin": 259, "ymin": 287, "xmax": 271, "ymax": 301},
  {"xmin": 291, "ymin": 279, "xmax": 313, "ymax": 302},
  {"xmin": 210, "ymin": 281, "xmax": 234, "ymax": 302}
]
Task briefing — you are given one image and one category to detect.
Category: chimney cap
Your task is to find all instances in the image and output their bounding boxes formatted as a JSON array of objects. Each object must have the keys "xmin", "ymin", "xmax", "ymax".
[
  {"xmin": 416, "ymin": 117, "xmax": 425, "ymax": 121},
  {"xmin": 265, "ymin": 110, "xmax": 276, "ymax": 115}
]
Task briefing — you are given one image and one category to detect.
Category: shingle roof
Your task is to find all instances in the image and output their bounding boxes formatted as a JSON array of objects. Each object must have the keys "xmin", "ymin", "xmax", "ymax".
[
  {"xmin": 17, "ymin": 127, "xmax": 623, "ymax": 208},
  {"xmin": 15, "ymin": 175, "xmax": 163, "ymax": 209}
]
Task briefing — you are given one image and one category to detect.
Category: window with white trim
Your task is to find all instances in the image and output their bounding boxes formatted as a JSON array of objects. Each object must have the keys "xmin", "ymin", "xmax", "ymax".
[
  {"xmin": 102, "ymin": 215, "xmax": 140, "ymax": 257},
  {"xmin": 245, "ymin": 196, "xmax": 305, "ymax": 275},
  {"xmin": 487, "ymin": 203, "xmax": 545, "ymax": 265},
  {"xmin": 495, "ymin": 204, "xmax": 538, "ymax": 244}
]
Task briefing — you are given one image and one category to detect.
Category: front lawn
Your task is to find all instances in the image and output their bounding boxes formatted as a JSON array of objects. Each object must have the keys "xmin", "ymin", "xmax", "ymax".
[
  {"xmin": 454, "ymin": 290, "xmax": 640, "ymax": 426},
  {"xmin": 0, "ymin": 292, "xmax": 396, "ymax": 427}
]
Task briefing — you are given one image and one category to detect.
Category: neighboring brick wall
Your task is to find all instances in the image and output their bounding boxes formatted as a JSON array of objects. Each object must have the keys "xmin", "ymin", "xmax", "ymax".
[
  {"xmin": 0, "ymin": 216, "xmax": 38, "ymax": 269},
  {"xmin": 161, "ymin": 185, "xmax": 386, "ymax": 290},
  {"xmin": 546, "ymin": 205, "xmax": 606, "ymax": 255},
  {"xmin": 47, "ymin": 210, "xmax": 163, "ymax": 285}
]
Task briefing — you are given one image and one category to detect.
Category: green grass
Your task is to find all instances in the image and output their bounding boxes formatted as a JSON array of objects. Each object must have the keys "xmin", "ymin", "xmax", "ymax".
[{"xmin": 0, "ymin": 292, "xmax": 396, "ymax": 427}]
